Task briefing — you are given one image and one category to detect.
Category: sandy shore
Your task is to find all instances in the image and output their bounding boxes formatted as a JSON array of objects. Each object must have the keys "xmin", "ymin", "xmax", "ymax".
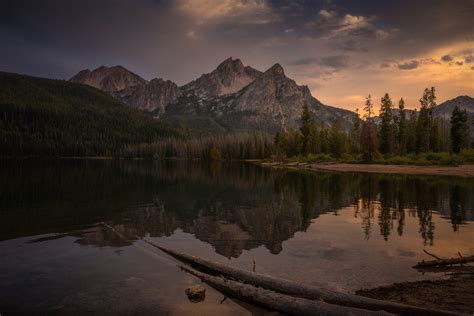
[{"xmin": 259, "ymin": 162, "xmax": 474, "ymax": 177}]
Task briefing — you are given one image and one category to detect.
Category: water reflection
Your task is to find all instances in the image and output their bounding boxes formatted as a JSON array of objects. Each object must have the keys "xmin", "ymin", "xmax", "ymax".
[{"xmin": 1, "ymin": 160, "xmax": 473, "ymax": 257}]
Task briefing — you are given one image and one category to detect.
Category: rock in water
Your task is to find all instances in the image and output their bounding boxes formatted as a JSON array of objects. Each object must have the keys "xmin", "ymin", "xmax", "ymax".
[{"xmin": 185, "ymin": 284, "xmax": 206, "ymax": 302}]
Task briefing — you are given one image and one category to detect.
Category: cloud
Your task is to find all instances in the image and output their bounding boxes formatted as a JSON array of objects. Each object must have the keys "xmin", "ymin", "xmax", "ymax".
[
  {"xmin": 465, "ymin": 55, "xmax": 474, "ymax": 63},
  {"xmin": 290, "ymin": 55, "xmax": 350, "ymax": 70},
  {"xmin": 379, "ymin": 63, "xmax": 391, "ymax": 68},
  {"xmin": 323, "ymin": 13, "xmax": 393, "ymax": 41},
  {"xmin": 455, "ymin": 61, "xmax": 464, "ymax": 66},
  {"xmin": 397, "ymin": 60, "xmax": 419, "ymax": 70},
  {"xmin": 290, "ymin": 57, "xmax": 319, "ymax": 66},
  {"xmin": 176, "ymin": 0, "xmax": 278, "ymax": 24},
  {"xmin": 319, "ymin": 9, "xmax": 336, "ymax": 19},
  {"xmin": 441, "ymin": 54, "xmax": 453, "ymax": 62},
  {"xmin": 335, "ymin": 14, "xmax": 372, "ymax": 34},
  {"xmin": 375, "ymin": 29, "xmax": 390, "ymax": 40},
  {"xmin": 321, "ymin": 55, "xmax": 350, "ymax": 69}
]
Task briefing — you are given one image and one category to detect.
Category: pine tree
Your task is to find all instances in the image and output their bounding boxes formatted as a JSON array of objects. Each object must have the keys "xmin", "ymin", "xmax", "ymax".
[
  {"xmin": 300, "ymin": 102, "xmax": 316, "ymax": 155},
  {"xmin": 351, "ymin": 108, "xmax": 361, "ymax": 154},
  {"xmin": 361, "ymin": 95, "xmax": 378, "ymax": 162},
  {"xmin": 397, "ymin": 98, "xmax": 407, "ymax": 155},
  {"xmin": 329, "ymin": 120, "xmax": 344, "ymax": 158},
  {"xmin": 416, "ymin": 88, "xmax": 431, "ymax": 152},
  {"xmin": 406, "ymin": 110, "xmax": 418, "ymax": 153},
  {"xmin": 379, "ymin": 93, "xmax": 395, "ymax": 155},
  {"xmin": 428, "ymin": 87, "xmax": 440, "ymax": 151},
  {"xmin": 450, "ymin": 105, "xmax": 469, "ymax": 153}
]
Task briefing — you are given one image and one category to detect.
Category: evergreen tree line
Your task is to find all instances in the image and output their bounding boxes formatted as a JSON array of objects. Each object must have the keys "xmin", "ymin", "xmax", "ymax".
[
  {"xmin": 274, "ymin": 87, "xmax": 472, "ymax": 163},
  {"xmin": 120, "ymin": 133, "xmax": 274, "ymax": 160}
]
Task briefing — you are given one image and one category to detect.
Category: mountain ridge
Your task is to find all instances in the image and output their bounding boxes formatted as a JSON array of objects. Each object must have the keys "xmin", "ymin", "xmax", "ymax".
[{"xmin": 70, "ymin": 58, "xmax": 357, "ymax": 133}]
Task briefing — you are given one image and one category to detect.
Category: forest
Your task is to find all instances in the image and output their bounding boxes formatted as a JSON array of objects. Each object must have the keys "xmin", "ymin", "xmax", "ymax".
[
  {"xmin": 0, "ymin": 72, "xmax": 471, "ymax": 164},
  {"xmin": 272, "ymin": 87, "xmax": 473, "ymax": 165},
  {"xmin": 124, "ymin": 87, "xmax": 473, "ymax": 164},
  {"xmin": 0, "ymin": 72, "xmax": 182, "ymax": 156}
]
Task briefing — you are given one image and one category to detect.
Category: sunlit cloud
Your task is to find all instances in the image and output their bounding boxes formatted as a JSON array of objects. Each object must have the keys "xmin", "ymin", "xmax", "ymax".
[
  {"xmin": 319, "ymin": 9, "xmax": 336, "ymax": 19},
  {"xmin": 176, "ymin": 0, "xmax": 278, "ymax": 24}
]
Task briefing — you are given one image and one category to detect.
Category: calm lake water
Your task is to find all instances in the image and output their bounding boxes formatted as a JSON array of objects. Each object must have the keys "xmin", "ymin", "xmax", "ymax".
[{"xmin": 1, "ymin": 160, "xmax": 474, "ymax": 315}]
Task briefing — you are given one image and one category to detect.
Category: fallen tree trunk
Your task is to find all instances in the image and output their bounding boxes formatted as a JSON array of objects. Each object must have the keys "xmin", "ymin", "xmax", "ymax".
[
  {"xmin": 179, "ymin": 264, "xmax": 392, "ymax": 316},
  {"xmin": 416, "ymin": 266, "xmax": 474, "ymax": 274},
  {"xmin": 154, "ymin": 245, "xmax": 459, "ymax": 316},
  {"xmin": 414, "ymin": 256, "xmax": 474, "ymax": 268}
]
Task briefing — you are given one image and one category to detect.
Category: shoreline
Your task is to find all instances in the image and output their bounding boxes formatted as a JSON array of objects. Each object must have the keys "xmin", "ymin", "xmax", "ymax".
[
  {"xmin": 356, "ymin": 275, "xmax": 474, "ymax": 314},
  {"xmin": 258, "ymin": 161, "xmax": 474, "ymax": 177}
]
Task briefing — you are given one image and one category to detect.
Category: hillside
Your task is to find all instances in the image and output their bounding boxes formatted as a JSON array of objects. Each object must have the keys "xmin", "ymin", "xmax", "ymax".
[{"xmin": 0, "ymin": 72, "xmax": 181, "ymax": 156}]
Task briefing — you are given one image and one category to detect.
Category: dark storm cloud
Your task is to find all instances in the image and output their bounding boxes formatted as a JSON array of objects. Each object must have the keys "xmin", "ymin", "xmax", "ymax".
[
  {"xmin": 441, "ymin": 54, "xmax": 453, "ymax": 62},
  {"xmin": 397, "ymin": 60, "xmax": 419, "ymax": 70}
]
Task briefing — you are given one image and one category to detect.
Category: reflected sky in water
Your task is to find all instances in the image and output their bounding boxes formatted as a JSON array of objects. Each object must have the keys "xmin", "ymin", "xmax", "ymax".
[{"xmin": 1, "ymin": 160, "xmax": 473, "ymax": 314}]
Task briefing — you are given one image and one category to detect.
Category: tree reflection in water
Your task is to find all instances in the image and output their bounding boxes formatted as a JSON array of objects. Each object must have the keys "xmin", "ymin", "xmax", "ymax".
[{"xmin": 1, "ymin": 160, "xmax": 473, "ymax": 257}]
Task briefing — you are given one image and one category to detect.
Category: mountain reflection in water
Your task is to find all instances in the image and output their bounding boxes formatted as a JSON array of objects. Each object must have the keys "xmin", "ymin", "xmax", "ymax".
[{"xmin": 1, "ymin": 160, "xmax": 473, "ymax": 259}]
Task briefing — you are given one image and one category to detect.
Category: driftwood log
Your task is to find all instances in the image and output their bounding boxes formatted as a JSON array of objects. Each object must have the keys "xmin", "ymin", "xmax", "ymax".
[
  {"xmin": 155, "ymin": 245, "xmax": 460, "ymax": 316},
  {"xmin": 414, "ymin": 255, "xmax": 474, "ymax": 268},
  {"xmin": 99, "ymin": 223, "xmax": 463, "ymax": 315},
  {"xmin": 179, "ymin": 264, "xmax": 393, "ymax": 316}
]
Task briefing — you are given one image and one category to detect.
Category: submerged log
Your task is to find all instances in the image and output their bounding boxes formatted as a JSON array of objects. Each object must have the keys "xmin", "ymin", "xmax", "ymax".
[
  {"xmin": 414, "ymin": 255, "xmax": 474, "ymax": 268},
  {"xmin": 154, "ymin": 245, "xmax": 459, "ymax": 316},
  {"xmin": 179, "ymin": 264, "xmax": 392, "ymax": 316}
]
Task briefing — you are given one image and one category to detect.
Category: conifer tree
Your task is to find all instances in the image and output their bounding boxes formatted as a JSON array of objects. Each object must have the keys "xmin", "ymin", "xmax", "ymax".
[
  {"xmin": 300, "ymin": 103, "xmax": 316, "ymax": 154},
  {"xmin": 379, "ymin": 93, "xmax": 395, "ymax": 155},
  {"xmin": 450, "ymin": 105, "xmax": 469, "ymax": 153},
  {"xmin": 351, "ymin": 108, "xmax": 361, "ymax": 154},
  {"xmin": 361, "ymin": 95, "xmax": 378, "ymax": 161},
  {"xmin": 397, "ymin": 98, "xmax": 407, "ymax": 155},
  {"xmin": 416, "ymin": 88, "xmax": 431, "ymax": 152}
]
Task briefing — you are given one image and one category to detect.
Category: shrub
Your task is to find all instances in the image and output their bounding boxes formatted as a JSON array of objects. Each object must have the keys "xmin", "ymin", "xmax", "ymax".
[{"xmin": 460, "ymin": 149, "xmax": 474, "ymax": 163}]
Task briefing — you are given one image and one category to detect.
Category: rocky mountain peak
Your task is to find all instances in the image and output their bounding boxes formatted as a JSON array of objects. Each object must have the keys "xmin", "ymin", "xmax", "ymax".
[
  {"xmin": 267, "ymin": 63, "xmax": 285, "ymax": 76},
  {"xmin": 70, "ymin": 65, "xmax": 146, "ymax": 94},
  {"xmin": 181, "ymin": 57, "xmax": 262, "ymax": 99},
  {"xmin": 216, "ymin": 57, "xmax": 244, "ymax": 73}
]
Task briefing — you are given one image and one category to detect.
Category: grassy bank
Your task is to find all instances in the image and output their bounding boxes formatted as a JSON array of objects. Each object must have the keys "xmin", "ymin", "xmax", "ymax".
[{"xmin": 281, "ymin": 149, "xmax": 474, "ymax": 166}]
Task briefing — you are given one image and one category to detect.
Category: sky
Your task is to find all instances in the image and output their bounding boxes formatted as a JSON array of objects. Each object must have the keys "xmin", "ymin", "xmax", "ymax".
[{"xmin": 1, "ymin": 0, "xmax": 473, "ymax": 111}]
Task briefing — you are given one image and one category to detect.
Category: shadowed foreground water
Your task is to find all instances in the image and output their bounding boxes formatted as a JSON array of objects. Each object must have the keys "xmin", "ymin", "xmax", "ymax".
[{"xmin": 1, "ymin": 160, "xmax": 473, "ymax": 314}]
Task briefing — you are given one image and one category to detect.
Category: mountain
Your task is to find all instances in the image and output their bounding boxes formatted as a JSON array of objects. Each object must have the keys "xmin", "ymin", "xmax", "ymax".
[
  {"xmin": 219, "ymin": 63, "xmax": 354, "ymax": 131},
  {"xmin": 71, "ymin": 58, "xmax": 356, "ymax": 133},
  {"xmin": 0, "ymin": 72, "xmax": 181, "ymax": 156},
  {"xmin": 118, "ymin": 78, "xmax": 182, "ymax": 114},
  {"xmin": 181, "ymin": 57, "xmax": 262, "ymax": 100},
  {"xmin": 70, "ymin": 65, "xmax": 146, "ymax": 94},
  {"xmin": 433, "ymin": 95, "xmax": 474, "ymax": 120},
  {"xmin": 70, "ymin": 66, "xmax": 182, "ymax": 114},
  {"xmin": 163, "ymin": 62, "xmax": 355, "ymax": 133}
]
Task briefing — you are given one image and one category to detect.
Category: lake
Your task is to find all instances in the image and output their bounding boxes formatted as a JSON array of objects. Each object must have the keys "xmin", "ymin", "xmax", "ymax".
[{"xmin": 1, "ymin": 160, "xmax": 473, "ymax": 315}]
